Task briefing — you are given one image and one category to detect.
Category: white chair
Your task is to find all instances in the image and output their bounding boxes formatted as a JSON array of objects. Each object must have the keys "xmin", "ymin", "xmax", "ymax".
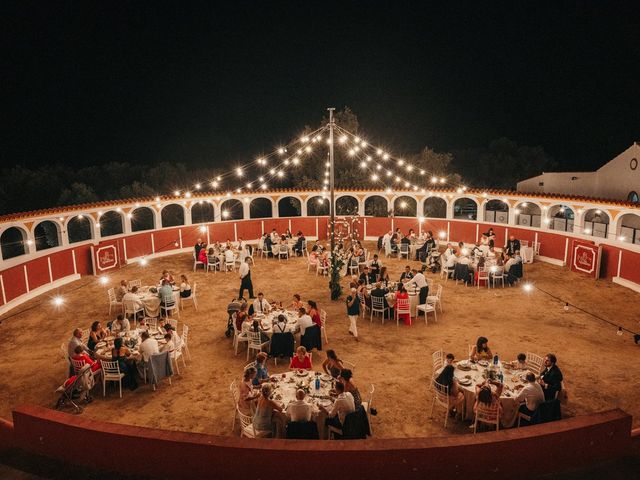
[
  {"xmin": 361, "ymin": 384, "xmax": 375, "ymax": 435},
  {"xmin": 193, "ymin": 253, "xmax": 205, "ymax": 272},
  {"xmin": 237, "ymin": 407, "xmax": 271, "ymax": 438},
  {"xmin": 399, "ymin": 243, "xmax": 410, "ymax": 260},
  {"xmin": 161, "ymin": 298, "xmax": 180, "ymax": 318},
  {"xmin": 417, "ymin": 302, "xmax": 437, "ymax": 325},
  {"xmin": 440, "ymin": 260, "xmax": 455, "ymax": 281},
  {"xmin": 146, "ymin": 317, "xmax": 158, "ymax": 332},
  {"xmin": 230, "ymin": 379, "xmax": 240, "ymax": 431},
  {"xmin": 525, "ymin": 352, "xmax": 544, "ymax": 373},
  {"xmin": 307, "ymin": 255, "xmax": 318, "ymax": 272},
  {"xmin": 71, "ymin": 358, "xmax": 87, "ymax": 375},
  {"xmin": 347, "ymin": 258, "xmax": 360, "ymax": 275},
  {"xmin": 426, "ymin": 284, "xmax": 443, "ymax": 313},
  {"xmin": 394, "ymin": 297, "xmax": 411, "ymax": 327},
  {"xmin": 207, "ymin": 255, "xmax": 220, "ymax": 273},
  {"xmin": 123, "ymin": 299, "xmax": 144, "ymax": 321},
  {"xmin": 370, "ymin": 295, "xmax": 389, "ymax": 324},
  {"xmin": 358, "ymin": 251, "xmax": 369, "ymax": 271},
  {"xmin": 108, "ymin": 288, "xmax": 122, "ymax": 315},
  {"xmin": 430, "ymin": 379, "xmax": 451, "ymax": 428},
  {"xmin": 320, "ymin": 309, "xmax": 328, "ymax": 344},
  {"xmin": 271, "ymin": 245, "xmax": 279, "ymax": 259},
  {"xmin": 224, "ymin": 252, "xmax": 236, "ymax": 273},
  {"xmin": 278, "ymin": 245, "xmax": 289, "ymax": 260},
  {"xmin": 473, "ymin": 403, "xmax": 500, "ymax": 433},
  {"xmin": 432, "ymin": 349, "xmax": 444, "ymax": 372},
  {"xmin": 181, "ymin": 324, "xmax": 191, "ymax": 361},
  {"xmin": 81, "ymin": 328, "xmax": 90, "ymax": 345},
  {"xmin": 301, "ymin": 240, "xmax": 308, "ymax": 257},
  {"xmin": 316, "ymin": 260, "xmax": 328, "ymax": 276},
  {"xmin": 169, "ymin": 339, "xmax": 187, "ymax": 375},
  {"xmin": 165, "ymin": 318, "xmax": 178, "ymax": 329},
  {"xmin": 246, "ymin": 331, "xmax": 270, "ymax": 361},
  {"xmin": 127, "ymin": 279, "xmax": 142, "ymax": 290},
  {"xmin": 100, "ymin": 360, "xmax": 125, "ymax": 398},
  {"xmin": 490, "ymin": 266, "xmax": 506, "ymax": 288},
  {"xmin": 232, "ymin": 314, "xmax": 249, "ymax": 355},
  {"xmin": 181, "ymin": 283, "xmax": 198, "ymax": 310},
  {"xmin": 477, "ymin": 267, "xmax": 490, "ymax": 288}
]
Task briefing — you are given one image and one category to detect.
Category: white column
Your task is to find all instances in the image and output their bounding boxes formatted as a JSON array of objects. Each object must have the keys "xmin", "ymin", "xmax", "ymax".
[
  {"xmin": 416, "ymin": 197, "xmax": 424, "ymax": 218},
  {"xmin": 272, "ymin": 199, "xmax": 279, "ymax": 218},
  {"xmin": 184, "ymin": 206, "xmax": 193, "ymax": 226},
  {"xmin": 242, "ymin": 200, "xmax": 250, "ymax": 220}
]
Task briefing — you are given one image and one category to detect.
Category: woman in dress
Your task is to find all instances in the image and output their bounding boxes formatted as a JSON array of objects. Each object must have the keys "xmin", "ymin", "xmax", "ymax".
[
  {"xmin": 238, "ymin": 366, "xmax": 258, "ymax": 414},
  {"xmin": 395, "ymin": 285, "xmax": 411, "ymax": 326},
  {"xmin": 87, "ymin": 321, "xmax": 108, "ymax": 351},
  {"xmin": 289, "ymin": 294, "xmax": 304, "ymax": 311},
  {"xmin": 252, "ymin": 383, "xmax": 282, "ymax": 435},
  {"xmin": 179, "ymin": 274, "xmax": 191, "ymax": 298},
  {"xmin": 435, "ymin": 364, "xmax": 465, "ymax": 417},
  {"xmin": 307, "ymin": 300, "xmax": 322, "ymax": 327},
  {"xmin": 322, "ymin": 349, "xmax": 344, "ymax": 379},
  {"xmin": 111, "ymin": 337, "xmax": 138, "ymax": 390},
  {"xmin": 71, "ymin": 345, "xmax": 102, "ymax": 373},
  {"xmin": 474, "ymin": 379, "xmax": 504, "ymax": 416},
  {"xmin": 338, "ymin": 368, "xmax": 362, "ymax": 408},
  {"xmin": 289, "ymin": 346, "xmax": 313, "ymax": 370},
  {"xmin": 235, "ymin": 303, "xmax": 250, "ymax": 331},
  {"xmin": 470, "ymin": 336, "xmax": 493, "ymax": 361},
  {"xmin": 198, "ymin": 244, "xmax": 208, "ymax": 265}
]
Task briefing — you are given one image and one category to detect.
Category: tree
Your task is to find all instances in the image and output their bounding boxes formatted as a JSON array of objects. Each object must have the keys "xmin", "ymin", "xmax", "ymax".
[
  {"xmin": 58, "ymin": 182, "xmax": 99, "ymax": 206},
  {"xmin": 410, "ymin": 147, "xmax": 463, "ymax": 186}
]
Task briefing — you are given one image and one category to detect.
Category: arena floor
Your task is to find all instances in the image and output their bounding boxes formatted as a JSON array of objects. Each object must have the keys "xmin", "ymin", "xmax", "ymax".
[{"xmin": 1, "ymin": 243, "xmax": 638, "ymax": 438}]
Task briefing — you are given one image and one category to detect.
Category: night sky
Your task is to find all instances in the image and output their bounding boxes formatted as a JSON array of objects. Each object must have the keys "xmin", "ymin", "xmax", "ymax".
[{"xmin": 3, "ymin": 1, "xmax": 639, "ymax": 173}]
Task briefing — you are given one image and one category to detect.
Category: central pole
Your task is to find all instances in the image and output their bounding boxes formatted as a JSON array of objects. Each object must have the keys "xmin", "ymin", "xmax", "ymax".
[{"xmin": 328, "ymin": 107, "xmax": 336, "ymax": 254}]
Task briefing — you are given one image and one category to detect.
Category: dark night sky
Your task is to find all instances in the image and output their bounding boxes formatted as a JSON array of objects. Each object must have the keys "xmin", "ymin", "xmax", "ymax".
[{"xmin": 2, "ymin": 1, "xmax": 639, "ymax": 173}]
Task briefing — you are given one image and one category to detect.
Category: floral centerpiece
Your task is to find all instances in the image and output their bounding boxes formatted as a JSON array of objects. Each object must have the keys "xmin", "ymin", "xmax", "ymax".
[{"xmin": 295, "ymin": 381, "xmax": 311, "ymax": 394}]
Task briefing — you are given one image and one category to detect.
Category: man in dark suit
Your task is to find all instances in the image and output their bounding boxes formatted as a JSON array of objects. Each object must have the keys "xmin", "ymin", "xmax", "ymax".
[
  {"xmin": 263, "ymin": 234, "xmax": 273, "ymax": 257},
  {"xmin": 399, "ymin": 265, "xmax": 414, "ymax": 282},
  {"xmin": 358, "ymin": 266, "xmax": 376, "ymax": 286},
  {"xmin": 504, "ymin": 235, "xmax": 521, "ymax": 256},
  {"xmin": 369, "ymin": 282, "xmax": 392, "ymax": 317},
  {"xmin": 194, "ymin": 239, "xmax": 205, "ymax": 259},
  {"xmin": 538, "ymin": 353, "xmax": 563, "ymax": 401}
]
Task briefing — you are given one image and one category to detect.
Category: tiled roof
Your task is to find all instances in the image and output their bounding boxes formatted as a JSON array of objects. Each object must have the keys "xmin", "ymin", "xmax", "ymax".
[{"xmin": 0, "ymin": 187, "xmax": 638, "ymax": 223}]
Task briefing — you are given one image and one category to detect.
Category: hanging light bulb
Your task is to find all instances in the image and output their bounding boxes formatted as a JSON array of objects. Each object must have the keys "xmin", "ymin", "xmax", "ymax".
[
  {"xmin": 617, "ymin": 327, "xmax": 623, "ymax": 336},
  {"xmin": 564, "ymin": 303, "xmax": 569, "ymax": 311}
]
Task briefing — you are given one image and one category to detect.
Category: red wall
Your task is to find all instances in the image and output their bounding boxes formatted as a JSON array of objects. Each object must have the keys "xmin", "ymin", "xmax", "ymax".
[
  {"xmin": 236, "ymin": 220, "xmax": 262, "ymax": 240},
  {"xmin": 6, "ymin": 406, "xmax": 633, "ymax": 480},
  {"xmin": 536, "ymin": 231, "xmax": 568, "ymax": 261},
  {"xmin": 365, "ymin": 217, "xmax": 392, "ymax": 237},
  {"xmin": 124, "ymin": 233, "xmax": 153, "ymax": 259},
  {"xmin": 72, "ymin": 245, "xmax": 93, "ymax": 275},
  {"xmin": 290, "ymin": 217, "xmax": 317, "ymax": 236},
  {"xmin": 49, "ymin": 250, "xmax": 76, "ymax": 280},
  {"xmin": 600, "ymin": 245, "xmax": 621, "ymax": 280},
  {"xmin": 210, "ymin": 222, "xmax": 235, "ymax": 242},
  {"xmin": 153, "ymin": 228, "xmax": 182, "ymax": 253},
  {"xmin": 620, "ymin": 249, "xmax": 640, "ymax": 284},
  {"xmin": 506, "ymin": 226, "xmax": 537, "ymax": 246},
  {"xmin": 25, "ymin": 256, "xmax": 50, "ymax": 290},
  {"xmin": 2, "ymin": 265, "xmax": 27, "ymax": 302},
  {"xmin": 449, "ymin": 221, "xmax": 477, "ymax": 244}
]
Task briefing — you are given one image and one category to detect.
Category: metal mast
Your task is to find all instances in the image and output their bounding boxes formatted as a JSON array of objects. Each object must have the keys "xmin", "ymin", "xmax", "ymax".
[{"xmin": 328, "ymin": 107, "xmax": 336, "ymax": 253}]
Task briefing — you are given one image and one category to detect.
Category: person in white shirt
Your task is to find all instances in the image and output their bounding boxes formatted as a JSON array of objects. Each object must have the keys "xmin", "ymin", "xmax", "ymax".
[
  {"xmin": 320, "ymin": 382, "xmax": 355, "ymax": 429},
  {"xmin": 405, "ymin": 269, "xmax": 429, "ymax": 304},
  {"xmin": 253, "ymin": 292, "xmax": 271, "ymax": 314},
  {"xmin": 286, "ymin": 389, "xmax": 313, "ymax": 423},
  {"xmin": 297, "ymin": 307, "xmax": 314, "ymax": 336},
  {"xmin": 160, "ymin": 333, "xmax": 175, "ymax": 353},
  {"xmin": 504, "ymin": 254, "xmax": 516, "ymax": 273},
  {"xmin": 238, "ymin": 257, "xmax": 254, "ymax": 299},
  {"xmin": 516, "ymin": 372, "xmax": 546, "ymax": 417},
  {"xmin": 138, "ymin": 331, "xmax": 159, "ymax": 363},
  {"xmin": 487, "ymin": 247, "xmax": 497, "ymax": 258},
  {"xmin": 122, "ymin": 286, "xmax": 144, "ymax": 314},
  {"xmin": 116, "ymin": 280, "xmax": 128, "ymax": 302},
  {"xmin": 110, "ymin": 314, "xmax": 130, "ymax": 333},
  {"xmin": 163, "ymin": 324, "xmax": 182, "ymax": 349}
]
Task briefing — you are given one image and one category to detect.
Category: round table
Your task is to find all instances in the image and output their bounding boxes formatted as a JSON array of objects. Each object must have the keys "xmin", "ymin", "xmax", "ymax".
[{"xmin": 137, "ymin": 286, "xmax": 180, "ymax": 317}]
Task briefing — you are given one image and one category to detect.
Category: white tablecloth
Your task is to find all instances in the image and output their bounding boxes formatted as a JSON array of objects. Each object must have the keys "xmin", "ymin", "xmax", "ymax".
[{"xmin": 138, "ymin": 287, "xmax": 180, "ymax": 317}]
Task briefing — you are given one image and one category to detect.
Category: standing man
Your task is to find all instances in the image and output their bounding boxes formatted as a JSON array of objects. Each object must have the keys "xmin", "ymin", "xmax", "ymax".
[
  {"xmin": 238, "ymin": 257, "xmax": 255, "ymax": 299},
  {"xmin": 405, "ymin": 269, "xmax": 429, "ymax": 305},
  {"xmin": 345, "ymin": 287, "xmax": 360, "ymax": 341},
  {"xmin": 504, "ymin": 235, "xmax": 521, "ymax": 256}
]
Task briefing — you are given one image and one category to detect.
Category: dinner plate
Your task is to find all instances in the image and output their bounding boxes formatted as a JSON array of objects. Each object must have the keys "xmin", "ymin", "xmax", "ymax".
[
  {"xmin": 458, "ymin": 378, "xmax": 472, "ymax": 386},
  {"xmin": 320, "ymin": 374, "xmax": 332, "ymax": 381},
  {"xmin": 317, "ymin": 398, "xmax": 332, "ymax": 407},
  {"xmin": 96, "ymin": 341, "xmax": 107, "ymax": 347},
  {"xmin": 295, "ymin": 370, "xmax": 309, "ymax": 377},
  {"xmin": 478, "ymin": 360, "xmax": 489, "ymax": 367}
]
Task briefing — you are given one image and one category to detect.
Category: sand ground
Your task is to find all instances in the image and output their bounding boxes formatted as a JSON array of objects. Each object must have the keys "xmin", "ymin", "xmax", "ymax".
[{"xmin": 0, "ymin": 243, "xmax": 638, "ymax": 438}]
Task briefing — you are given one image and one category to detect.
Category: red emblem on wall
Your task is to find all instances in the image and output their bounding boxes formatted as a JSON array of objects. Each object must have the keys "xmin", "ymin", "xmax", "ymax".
[{"xmin": 570, "ymin": 240, "xmax": 602, "ymax": 279}]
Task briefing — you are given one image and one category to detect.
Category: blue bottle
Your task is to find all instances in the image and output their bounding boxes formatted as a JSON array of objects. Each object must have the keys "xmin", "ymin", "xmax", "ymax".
[
  {"xmin": 315, "ymin": 375, "xmax": 320, "ymax": 391},
  {"xmin": 493, "ymin": 354, "xmax": 499, "ymax": 366}
]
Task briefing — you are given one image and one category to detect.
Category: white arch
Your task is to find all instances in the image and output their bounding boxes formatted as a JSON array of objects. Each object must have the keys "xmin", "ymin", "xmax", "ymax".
[
  {"xmin": 130, "ymin": 206, "xmax": 158, "ymax": 231},
  {"xmin": 160, "ymin": 203, "xmax": 187, "ymax": 227},
  {"xmin": 277, "ymin": 195, "xmax": 303, "ymax": 217}
]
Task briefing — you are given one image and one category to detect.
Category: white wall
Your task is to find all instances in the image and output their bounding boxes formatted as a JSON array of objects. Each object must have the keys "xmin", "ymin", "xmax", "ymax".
[{"xmin": 517, "ymin": 171, "xmax": 597, "ymax": 196}]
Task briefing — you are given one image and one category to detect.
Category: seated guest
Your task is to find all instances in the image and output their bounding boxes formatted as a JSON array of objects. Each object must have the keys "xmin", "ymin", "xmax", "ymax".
[
  {"xmin": 116, "ymin": 280, "xmax": 128, "ymax": 301},
  {"xmin": 470, "ymin": 336, "xmax": 493, "ymax": 361},
  {"xmin": 504, "ymin": 254, "xmax": 516, "ymax": 273},
  {"xmin": 472, "ymin": 242, "xmax": 482, "ymax": 257},
  {"xmin": 286, "ymin": 389, "xmax": 313, "ymax": 422},
  {"xmin": 250, "ymin": 318, "xmax": 270, "ymax": 344},
  {"xmin": 138, "ymin": 331, "xmax": 159, "ymax": 366},
  {"xmin": 339, "ymin": 368, "xmax": 362, "ymax": 408},
  {"xmin": 504, "ymin": 235, "xmax": 521, "ymax": 256},
  {"xmin": 122, "ymin": 286, "xmax": 144, "ymax": 315},
  {"xmin": 515, "ymin": 353, "xmax": 527, "ymax": 369},
  {"xmin": 359, "ymin": 266, "xmax": 376, "ymax": 286},
  {"xmin": 238, "ymin": 366, "xmax": 259, "ymax": 414},
  {"xmin": 400, "ymin": 265, "xmax": 414, "ymax": 282},
  {"xmin": 474, "ymin": 379, "xmax": 503, "ymax": 415},
  {"xmin": 289, "ymin": 293, "xmax": 304, "ymax": 310},
  {"xmin": 289, "ymin": 346, "xmax": 313, "ymax": 370},
  {"xmin": 322, "ymin": 349, "xmax": 345, "ymax": 378},
  {"xmin": 160, "ymin": 333, "xmax": 175, "ymax": 353},
  {"xmin": 487, "ymin": 246, "xmax": 497, "ymax": 259},
  {"xmin": 445, "ymin": 353, "xmax": 455, "ymax": 366},
  {"xmin": 67, "ymin": 329, "xmax": 91, "ymax": 363},
  {"xmin": 516, "ymin": 372, "xmax": 545, "ymax": 418},
  {"xmin": 160, "ymin": 270, "xmax": 175, "ymax": 284},
  {"xmin": 368, "ymin": 254, "xmax": 382, "ymax": 277},
  {"xmin": 194, "ymin": 238, "xmax": 205, "ymax": 259},
  {"xmin": 307, "ymin": 300, "xmax": 322, "ymax": 327},
  {"xmin": 157, "ymin": 280, "xmax": 174, "ymax": 307},
  {"xmin": 320, "ymin": 381, "xmax": 355, "ymax": 429},
  {"xmin": 179, "ymin": 274, "xmax": 192, "ymax": 298},
  {"xmin": 514, "ymin": 250, "xmax": 523, "ymax": 263},
  {"xmin": 163, "ymin": 323, "xmax": 182, "ymax": 349},
  {"xmin": 253, "ymin": 383, "xmax": 283, "ymax": 435},
  {"xmin": 87, "ymin": 321, "xmax": 108, "ymax": 351},
  {"xmin": 400, "ymin": 234, "xmax": 411, "ymax": 246},
  {"xmin": 293, "ymin": 233, "xmax": 306, "ymax": 256},
  {"xmin": 378, "ymin": 266, "xmax": 390, "ymax": 284},
  {"xmin": 71, "ymin": 345, "xmax": 102, "ymax": 373},
  {"xmin": 370, "ymin": 281, "xmax": 391, "ymax": 312},
  {"xmin": 206, "ymin": 247, "xmax": 219, "ymax": 269},
  {"xmin": 112, "ymin": 337, "xmax": 138, "ymax": 390},
  {"xmin": 253, "ymin": 292, "xmax": 271, "ymax": 314},
  {"xmin": 273, "ymin": 313, "xmax": 289, "ymax": 334},
  {"xmin": 235, "ymin": 303, "xmax": 250, "ymax": 331},
  {"xmin": 263, "ymin": 234, "xmax": 273, "ymax": 257},
  {"xmin": 198, "ymin": 244, "xmax": 208, "ymax": 264},
  {"xmin": 297, "ymin": 307, "xmax": 314, "ymax": 336},
  {"xmin": 395, "ymin": 285, "xmax": 411, "ymax": 325},
  {"xmin": 539, "ymin": 353, "xmax": 564, "ymax": 401},
  {"xmin": 224, "ymin": 248, "xmax": 235, "ymax": 265},
  {"xmin": 252, "ymin": 352, "xmax": 270, "ymax": 386},
  {"xmin": 110, "ymin": 314, "xmax": 130, "ymax": 333},
  {"xmin": 435, "ymin": 364, "xmax": 464, "ymax": 417},
  {"xmin": 404, "ymin": 269, "xmax": 429, "ymax": 304}
]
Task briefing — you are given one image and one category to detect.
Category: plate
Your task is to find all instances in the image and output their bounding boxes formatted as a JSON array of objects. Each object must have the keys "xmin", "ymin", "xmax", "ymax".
[
  {"xmin": 478, "ymin": 360, "xmax": 489, "ymax": 367},
  {"xmin": 458, "ymin": 378, "xmax": 472, "ymax": 386},
  {"xmin": 317, "ymin": 398, "xmax": 332, "ymax": 407},
  {"xmin": 96, "ymin": 341, "xmax": 106, "ymax": 347},
  {"xmin": 295, "ymin": 370, "xmax": 309, "ymax": 377},
  {"xmin": 320, "ymin": 374, "xmax": 332, "ymax": 381}
]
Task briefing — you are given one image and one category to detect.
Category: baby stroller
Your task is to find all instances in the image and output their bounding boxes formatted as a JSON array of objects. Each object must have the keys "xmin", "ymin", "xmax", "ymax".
[
  {"xmin": 54, "ymin": 363, "xmax": 94, "ymax": 413},
  {"xmin": 424, "ymin": 249, "xmax": 441, "ymax": 274}
]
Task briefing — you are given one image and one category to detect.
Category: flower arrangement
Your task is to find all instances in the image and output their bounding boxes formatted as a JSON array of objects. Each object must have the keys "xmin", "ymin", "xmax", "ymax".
[{"xmin": 295, "ymin": 381, "xmax": 311, "ymax": 394}]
